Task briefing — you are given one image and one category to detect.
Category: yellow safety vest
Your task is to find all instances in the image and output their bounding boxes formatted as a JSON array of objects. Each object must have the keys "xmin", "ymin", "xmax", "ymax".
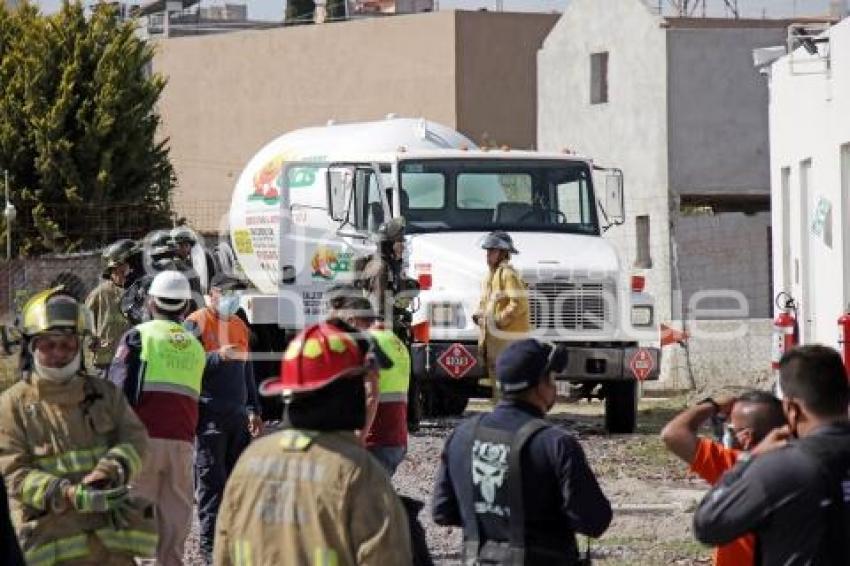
[
  {"xmin": 369, "ymin": 330, "xmax": 410, "ymax": 403},
  {"xmin": 137, "ymin": 319, "xmax": 206, "ymax": 399}
]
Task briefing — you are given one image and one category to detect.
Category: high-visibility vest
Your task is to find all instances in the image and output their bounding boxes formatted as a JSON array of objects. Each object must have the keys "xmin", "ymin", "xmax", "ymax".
[
  {"xmin": 137, "ymin": 319, "xmax": 205, "ymax": 399},
  {"xmin": 369, "ymin": 329, "xmax": 410, "ymax": 404}
]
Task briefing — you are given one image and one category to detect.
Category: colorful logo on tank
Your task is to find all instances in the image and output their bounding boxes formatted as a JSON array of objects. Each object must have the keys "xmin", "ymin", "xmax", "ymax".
[
  {"xmin": 248, "ymin": 154, "xmax": 323, "ymax": 206},
  {"xmin": 310, "ymin": 247, "xmax": 352, "ymax": 280}
]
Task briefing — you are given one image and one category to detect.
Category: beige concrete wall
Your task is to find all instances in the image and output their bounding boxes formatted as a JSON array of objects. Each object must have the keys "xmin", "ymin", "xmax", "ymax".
[
  {"xmin": 455, "ymin": 11, "xmax": 558, "ymax": 150},
  {"xmin": 154, "ymin": 10, "xmax": 553, "ymax": 232},
  {"xmin": 154, "ymin": 12, "xmax": 458, "ymax": 231}
]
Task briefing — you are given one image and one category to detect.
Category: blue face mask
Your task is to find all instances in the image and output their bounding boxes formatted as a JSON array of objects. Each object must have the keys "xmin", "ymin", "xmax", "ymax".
[{"xmin": 217, "ymin": 294, "xmax": 240, "ymax": 318}]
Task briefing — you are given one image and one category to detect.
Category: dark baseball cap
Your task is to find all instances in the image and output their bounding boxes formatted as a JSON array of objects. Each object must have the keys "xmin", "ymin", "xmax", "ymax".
[
  {"xmin": 496, "ymin": 339, "xmax": 569, "ymax": 393},
  {"xmin": 209, "ymin": 273, "xmax": 247, "ymax": 291}
]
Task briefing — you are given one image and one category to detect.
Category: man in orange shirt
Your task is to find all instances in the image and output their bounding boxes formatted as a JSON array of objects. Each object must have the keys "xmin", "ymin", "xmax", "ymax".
[
  {"xmin": 661, "ymin": 391, "xmax": 785, "ymax": 566},
  {"xmin": 185, "ymin": 273, "xmax": 263, "ymax": 564}
]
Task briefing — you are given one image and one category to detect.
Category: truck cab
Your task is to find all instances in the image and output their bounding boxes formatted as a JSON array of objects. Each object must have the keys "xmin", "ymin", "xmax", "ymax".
[{"xmin": 229, "ymin": 118, "xmax": 659, "ymax": 432}]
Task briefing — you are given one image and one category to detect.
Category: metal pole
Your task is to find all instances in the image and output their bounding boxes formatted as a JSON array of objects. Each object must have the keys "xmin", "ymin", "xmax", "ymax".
[{"xmin": 4, "ymin": 170, "xmax": 9, "ymax": 261}]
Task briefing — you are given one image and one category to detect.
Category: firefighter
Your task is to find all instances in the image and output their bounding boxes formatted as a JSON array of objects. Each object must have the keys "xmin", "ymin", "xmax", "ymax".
[
  {"xmin": 473, "ymin": 231, "xmax": 530, "ymax": 402},
  {"xmin": 361, "ymin": 217, "xmax": 406, "ymax": 323},
  {"xmin": 360, "ymin": 218, "xmax": 423, "ymax": 430},
  {"xmin": 0, "ymin": 288, "xmax": 155, "ymax": 565},
  {"xmin": 108, "ymin": 271, "xmax": 206, "ymax": 566},
  {"xmin": 86, "ymin": 239, "xmax": 137, "ymax": 376},
  {"xmin": 432, "ymin": 339, "xmax": 612, "ymax": 565},
  {"xmin": 184, "ymin": 273, "xmax": 262, "ymax": 563},
  {"xmin": 214, "ymin": 322, "xmax": 412, "ymax": 566},
  {"xmin": 121, "ymin": 230, "xmax": 203, "ymax": 326}
]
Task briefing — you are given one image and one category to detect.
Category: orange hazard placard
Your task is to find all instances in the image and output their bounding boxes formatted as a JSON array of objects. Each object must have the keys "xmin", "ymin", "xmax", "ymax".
[
  {"xmin": 629, "ymin": 348, "xmax": 655, "ymax": 381},
  {"xmin": 437, "ymin": 343, "xmax": 477, "ymax": 379}
]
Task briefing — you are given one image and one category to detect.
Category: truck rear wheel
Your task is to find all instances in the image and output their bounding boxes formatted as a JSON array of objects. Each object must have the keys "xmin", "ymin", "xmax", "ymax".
[{"xmin": 604, "ymin": 380, "xmax": 638, "ymax": 434}]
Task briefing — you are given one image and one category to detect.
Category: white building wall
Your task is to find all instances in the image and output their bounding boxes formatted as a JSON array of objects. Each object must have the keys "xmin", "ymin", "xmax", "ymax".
[
  {"xmin": 538, "ymin": 0, "xmax": 673, "ymax": 323},
  {"xmin": 769, "ymin": 17, "xmax": 850, "ymax": 346}
]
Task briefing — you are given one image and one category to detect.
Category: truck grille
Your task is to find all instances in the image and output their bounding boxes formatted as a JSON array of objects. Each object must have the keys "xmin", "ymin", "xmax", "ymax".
[{"xmin": 528, "ymin": 281, "xmax": 611, "ymax": 331}]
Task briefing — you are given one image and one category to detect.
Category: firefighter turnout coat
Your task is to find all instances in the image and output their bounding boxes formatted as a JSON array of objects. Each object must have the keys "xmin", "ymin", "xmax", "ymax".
[
  {"xmin": 86, "ymin": 280, "xmax": 132, "ymax": 368},
  {"xmin": 0, "ymin": 372, "xmax": 153, "ymax": 565},
  {"xmin": 476, "ymin": 260, "xmax": 530, "ymax": 379},
  {"xmin": 214, "ymin": 429, "xmax": 412, "ymax": 566}
]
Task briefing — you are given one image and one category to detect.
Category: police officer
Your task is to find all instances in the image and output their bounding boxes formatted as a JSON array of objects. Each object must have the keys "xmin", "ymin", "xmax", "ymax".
[
  {"xmin": 473, "ymin": 231, "xmax": 530, "ymax": 403},
  {"xmin": 694, "ymin": 345, "xmax": 850, "ymax": 564},
  {"xmin": 87, "ymin": 239, "xmax": 137, "ymax": 375},
  {"xmin": 0, "ymin": 288, "xmax": 155, "ymax": 564},
  {"xmin": 109, "ymin": 271, "xmax": 206, "ymax": 566},
  {"xmin": 214, "ymin": 322, "xmax": 412, "ymax": 566},
  {"xmin": 432, "ymin": 339, "xmax": 612, "ymax": 565}
]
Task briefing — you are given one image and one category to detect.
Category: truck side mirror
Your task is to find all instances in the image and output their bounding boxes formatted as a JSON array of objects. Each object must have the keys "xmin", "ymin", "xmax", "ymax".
[
  {"xmin": 328, "ymin": 167, "xmax": 355, "ymax": 222},
  {"xmin": 604, "ymin": 171, "xmax": 625, "ymax": 224}
]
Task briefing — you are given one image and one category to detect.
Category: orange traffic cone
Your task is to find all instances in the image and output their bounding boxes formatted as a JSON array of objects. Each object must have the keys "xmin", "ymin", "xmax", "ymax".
[{"xmin": 660, "ymin": 323, "xmax": 688, "ymax": 347}]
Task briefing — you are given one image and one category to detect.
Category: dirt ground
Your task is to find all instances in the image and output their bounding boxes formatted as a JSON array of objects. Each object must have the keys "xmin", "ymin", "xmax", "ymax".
[{"xmin": 396, "ymin": 395, "xmax": 715, "ymax": 566}]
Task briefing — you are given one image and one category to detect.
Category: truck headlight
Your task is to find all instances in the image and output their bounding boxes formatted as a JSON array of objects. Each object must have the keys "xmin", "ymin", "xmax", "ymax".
[
  {"xmin": 631, "ymin": 305, "xmax": 653, "ymax": 327},
  {"xmin": 429, "ymin": 302, "xmax": 463, "ymax": 328}
]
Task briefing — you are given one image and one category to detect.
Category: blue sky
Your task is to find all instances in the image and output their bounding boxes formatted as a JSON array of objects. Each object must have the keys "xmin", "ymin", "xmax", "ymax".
[{"xmin": 33, "ymin": 0, "xmax": 836, "ymax": 22}]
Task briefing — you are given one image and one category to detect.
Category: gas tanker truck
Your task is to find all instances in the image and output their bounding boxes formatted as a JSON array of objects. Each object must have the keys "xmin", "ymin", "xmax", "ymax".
[{"xmin": 224, "ymin": 117, "xmax": 659, "ymax": 433}]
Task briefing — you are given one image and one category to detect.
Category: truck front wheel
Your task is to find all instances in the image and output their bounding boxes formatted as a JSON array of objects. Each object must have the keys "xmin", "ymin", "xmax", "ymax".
[
  {"xmin": 421, "ymin": 382, "xmax": 470, "ymax": 418},
  {"xmin": 604, "ymin": 380, "xmax": 638, "ymax": 434}
]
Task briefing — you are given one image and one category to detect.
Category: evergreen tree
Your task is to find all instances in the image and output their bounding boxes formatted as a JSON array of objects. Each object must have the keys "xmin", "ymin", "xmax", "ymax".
[{"xmin": 0, "ymin": 0, "xmax": 174, "ymax": 256}]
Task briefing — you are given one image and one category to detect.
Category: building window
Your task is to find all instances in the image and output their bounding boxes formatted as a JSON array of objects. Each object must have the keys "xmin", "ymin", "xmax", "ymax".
[
  {"xmin": 634, "ymin": 215, "xmax": 652, "ymax": 268},
  {"xmin": 590, "ymin": 52, "xmax": 609, "ymax": 105}
]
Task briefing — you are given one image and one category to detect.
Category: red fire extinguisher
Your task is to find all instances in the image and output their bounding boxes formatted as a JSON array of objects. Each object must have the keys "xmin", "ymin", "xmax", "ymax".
[
  {"xmin": 772, "ymin": 292, "xmax": 798, "ymax": 375},
  {"xmin": 838, "ymin": 307, "xmax": 850, "ymax": 382}
]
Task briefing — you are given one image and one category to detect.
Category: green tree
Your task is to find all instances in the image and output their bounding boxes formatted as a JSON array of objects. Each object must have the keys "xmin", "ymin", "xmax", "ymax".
[{"xmin": 0, "ymin": 0, "xmax": 174, "ymax": 256}]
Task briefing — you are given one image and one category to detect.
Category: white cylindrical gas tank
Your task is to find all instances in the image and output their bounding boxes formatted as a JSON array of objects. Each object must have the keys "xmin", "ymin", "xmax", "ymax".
[{"xmin": 229, "ymin": 118, "xmax": 476, "ymax": 294}]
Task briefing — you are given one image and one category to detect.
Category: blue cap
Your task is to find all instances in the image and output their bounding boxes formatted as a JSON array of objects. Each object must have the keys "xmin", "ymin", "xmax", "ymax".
[{"xmin": 496, "ymin": 339, "xmax": 568, "ymax": 393}]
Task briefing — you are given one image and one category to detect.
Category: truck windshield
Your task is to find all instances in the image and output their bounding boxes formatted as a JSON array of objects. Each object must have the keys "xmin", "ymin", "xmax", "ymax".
[{"xmin": 398, "ymin": 159, "xmax": 599, "ymax": 235}]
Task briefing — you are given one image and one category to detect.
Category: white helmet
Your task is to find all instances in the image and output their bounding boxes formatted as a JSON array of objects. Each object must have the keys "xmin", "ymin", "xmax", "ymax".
[{"xmin": 148, "ymin": 270, "xmax": 191, "ymax": 312}]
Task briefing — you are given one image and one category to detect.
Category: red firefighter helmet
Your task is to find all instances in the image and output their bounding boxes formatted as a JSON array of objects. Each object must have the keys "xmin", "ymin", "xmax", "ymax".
[{"xmin": 260, "ymin": 322, "xmax": 367, "ymax": 396}]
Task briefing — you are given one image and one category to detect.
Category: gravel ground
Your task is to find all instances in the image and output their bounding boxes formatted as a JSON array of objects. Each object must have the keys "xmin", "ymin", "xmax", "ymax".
[
  {"xmin": 184, "ymin": 395, "xmax": 715, "ymax": 565},
  {"xmin": 394, "ymin": 396, "xmax": 714, "ymax": 566}
]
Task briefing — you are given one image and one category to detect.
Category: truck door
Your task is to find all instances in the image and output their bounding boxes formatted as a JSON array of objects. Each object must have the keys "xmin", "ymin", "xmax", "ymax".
[{"xmin": 278, "ymin": 162, "xmax": 390, "ymax": 328}]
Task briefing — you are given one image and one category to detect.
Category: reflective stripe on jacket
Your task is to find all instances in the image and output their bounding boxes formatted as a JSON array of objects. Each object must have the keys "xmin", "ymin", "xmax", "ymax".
[
  {"xmin": 0, "ymin": 373, "xmax": 154, "ymax": 564},
  {"xmin": 214, "ymin": 429, "xmax": 412, "ymax": 566}
]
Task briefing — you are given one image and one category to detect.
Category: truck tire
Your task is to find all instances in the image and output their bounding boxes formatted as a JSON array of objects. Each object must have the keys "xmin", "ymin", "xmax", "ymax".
[
  {"xmin": 604, "ymin": 380, "xmax": 638, "ymax": 434},
  {"xmin": 420, "ymin": 383, "xmax": 470, "ymax": 418},
  {"xmin": 438, "ymin": 387, "xmax": 470, "ymax": 416}
]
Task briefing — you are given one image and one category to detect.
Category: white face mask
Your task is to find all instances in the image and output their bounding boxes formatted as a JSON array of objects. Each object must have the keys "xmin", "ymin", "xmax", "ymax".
[{"xmin": 34, "ymin": 351, "xmax": 81, "ymax": 383}]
